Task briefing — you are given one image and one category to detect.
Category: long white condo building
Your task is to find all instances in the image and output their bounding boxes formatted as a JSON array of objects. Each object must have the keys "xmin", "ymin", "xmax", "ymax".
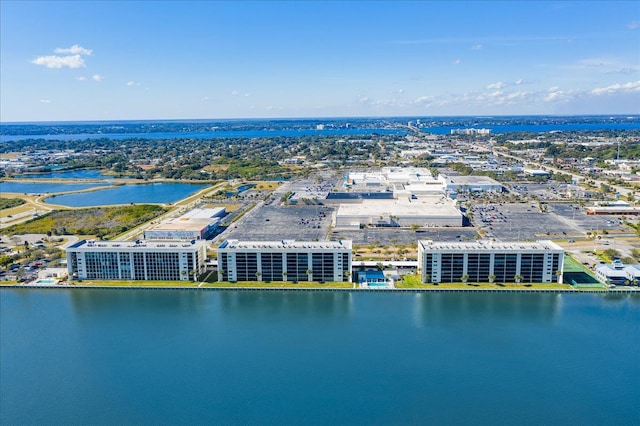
[
  {"xmin": 217, "ymin": 239, "xmax": 352, "ymax": 282},
  {"xmin": 418, "ymin": 240, "xmax": 564, "ymax": 284},
  {"xmin": 67, "ymin": 239, "xmax": 208, "ymax": 282}
]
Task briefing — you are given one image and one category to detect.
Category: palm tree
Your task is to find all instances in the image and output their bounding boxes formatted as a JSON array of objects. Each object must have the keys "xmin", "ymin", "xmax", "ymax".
[
  {"xmin": 555, "ymin": 269, "xmax": 563, "ymax": 283},
  {"xmin": 282, "ymin": 271, "xmax": 287, "ymax": 282},
  {"xmin": 255, "ymin": 271, "xmax": 262, "ymax": 281},
  {"xmin": 424, "ymin": 273, "xmax": 431, "ymax": 284},
  {"xmin": 344, "ymin": 270, "xmax": 351, "ymax": 282},
  {"xmin": 460, "ymin": 274, "xmax": 469, "ymax": 284},
  {"xmin": 488, "ymin": 274, "xmax": 496, "ymax": 284},
  {"xmin": 514, "ymin": 274, "xmax": 522, "ymax": 284},
  {"xmin": 306, "ymin": 269, "xmax": 312, "ymax": 281}
]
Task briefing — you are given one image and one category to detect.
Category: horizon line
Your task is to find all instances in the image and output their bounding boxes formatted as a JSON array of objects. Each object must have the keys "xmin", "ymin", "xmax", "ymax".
[{"xmin": 2, "ymin": 113, "xmax": 640, "ymax": 125}]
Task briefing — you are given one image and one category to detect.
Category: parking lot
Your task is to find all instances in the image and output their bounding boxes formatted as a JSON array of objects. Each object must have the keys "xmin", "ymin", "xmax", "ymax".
[
  {"xmin": 286, "ymin": 172, "xmax": 341, "ymax": 202},
  {"xmin": 332, "ymin": 227, "xmax": 478, "ymax": 246},
  {"xmin": 221, "ymin": 204, "xmax": 335, "ymax": 241},
  {"xmin": 472, "ymin": 202, "xmax": 634, "ymax": 241}
]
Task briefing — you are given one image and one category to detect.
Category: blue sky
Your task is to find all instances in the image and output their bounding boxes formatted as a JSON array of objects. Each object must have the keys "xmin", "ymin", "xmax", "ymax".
[{"xmin": 1, "ymin": 1, "xmax": 639, "ymax": 121}]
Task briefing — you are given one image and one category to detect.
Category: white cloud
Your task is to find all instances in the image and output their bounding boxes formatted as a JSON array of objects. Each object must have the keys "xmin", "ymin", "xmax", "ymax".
[
  {"xmin": 126, "ymin": 81, "xmax": 141, "ymax": 86},
  {"xmin": 54, "ymin": 45, "xmax": 92, "ymax": 56},
  {"xmin": 92, "ymin": 74, "xmax": 104, "ymax": 82},
  {"xmin": 39, "ymin": 99, "xmax": 52, "ymax": 103},
  {"xmin": 486, "ymin": 82, "xmax": 506, "ymax": 89},
  {"xmin": 412, "ymin": 96, "xmax": 433, "ymax": 105},
  {"xmin": 32, "ymin": 45, "xmax": 93, "ymax": 69},
  {"xmin": 32, "ymin": 54, "xmax": 85, "ymax": 69},
  {"xmin": 231, "ymin": 89, "xmax": 239, "ymax": 96},
  {"xmin": 77, "ymin": 76, "xmax": 86, "ymax": 81},
  {"xmin": 201, "ymin": 96, "xmax": 211, "ymax": 102},
  {"xmin": 628, "ymin": 20, "xmax": 639, "ymax": 30},
  {"xmin": 591, "ymin": 80, "xmax": 640, "ymax": 95},
  {"xmin": 471, "ymin": 44, "xmax": 483, "ymax": 50},
  {"xmin": 453, "ymin": 58, "xmax": 461, "ymax": 65}
]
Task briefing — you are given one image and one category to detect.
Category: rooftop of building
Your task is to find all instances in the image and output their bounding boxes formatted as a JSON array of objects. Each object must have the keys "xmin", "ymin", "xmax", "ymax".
[
  {"xmin": 587, "ymin": 206, "xmax": 640, "ymax": 211},
  {"xmin": 69, "ymin": 239, "xmax": 208, "ymax": 250},
  {"xmin": 418, "ymin": 239, "xmax": 563, "ymax": 251},
  {"xmin": 178, "ymin": 207, "xmax": 225, "ymax": 219},
  {"xmin": 220, "ymin": 239, "xmax": 352, "ymax": 250},
  {"xmin": 336, "ymin": 196, "xmax": 461, "ymax": 217},
  {"xmin": 596, "ymin": 260, "xmax": 640, "ymax": 276},
  {"xmin": 147, "ymin": 217, "xmax": 220, "ymax": 232}
]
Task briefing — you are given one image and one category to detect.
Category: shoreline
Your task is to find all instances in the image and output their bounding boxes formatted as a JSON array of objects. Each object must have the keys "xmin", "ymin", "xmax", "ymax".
[{"xmin": 1, "ymin": 284, "xmax": 637, "ymax": 294}]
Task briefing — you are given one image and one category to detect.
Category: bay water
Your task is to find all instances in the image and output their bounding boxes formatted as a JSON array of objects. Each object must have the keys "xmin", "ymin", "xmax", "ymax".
[{"xmin": 1, "ymin": 290, "xmax": 638, "ymax": 425}]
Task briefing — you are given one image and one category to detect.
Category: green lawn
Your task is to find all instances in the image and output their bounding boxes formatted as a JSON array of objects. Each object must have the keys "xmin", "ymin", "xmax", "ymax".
[
  {"xmin": 69, "ymin": 280, "xmax": 200, "ymax": 288},
  {"xmin": 201, "ymin": 281, "xmax": 355, "ymax": 289},
  {"xmin": 396, "ymin": 273, "xmax": 586, "ymax": 291},
  {"xmin": 59, "ymin": 279, "xmax": 355, "ymax": 289}
]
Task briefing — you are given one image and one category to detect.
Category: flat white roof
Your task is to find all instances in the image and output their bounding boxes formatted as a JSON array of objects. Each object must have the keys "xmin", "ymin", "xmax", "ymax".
[
  {"xmin": 337, "ymin": 197, "xmax": 461, "ymax": 218},
  {"xmin": 221, "ymin": 239, "xmax": 352, "ymax": 250},
  {"xmin": 148, "ymin": 217, "xmax": 219, "ymax": 232},
  {"xmin": 70, "ymin": 239, "xmax": 208, "ymax": 251},
  {"xmin": 179, "ymin": 207, "xmax": 225, "ymax": 219},
  {"xmin": 419, "ymin": 239, "xmax": 563, "ymax": 251},
  {"xmin": 587, "ymin": 206, "xmax": 640, "ymax": 212}
]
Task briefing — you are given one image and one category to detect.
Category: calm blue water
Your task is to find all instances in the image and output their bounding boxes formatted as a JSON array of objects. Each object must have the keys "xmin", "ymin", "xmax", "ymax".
[
  {"xmin": 1, "ymin": 290, "xmax": 638, "ymax": 425},
  {"xmin": 1, "ymin": 181, "xmax": 110, "ymax": 194},
  {"xmin": 423, "ymin": 122, "xmax": 640, "ymax": 135},
  {"xmin": 45, "ymin": 182, "xmax": 210, "ymax": 206},
  {"xmin": 17, "ymin": 170, "xmax": 112, "ymax": 180},
  {"xmin": 0, "ymin": 128, "xmax": 406, "ymax": 142}
]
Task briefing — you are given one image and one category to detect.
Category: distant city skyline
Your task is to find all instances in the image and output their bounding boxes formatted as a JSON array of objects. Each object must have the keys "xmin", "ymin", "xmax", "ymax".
[{"xmin": 1, "ymin": 1, "xmax": 639, "ymax": 122}]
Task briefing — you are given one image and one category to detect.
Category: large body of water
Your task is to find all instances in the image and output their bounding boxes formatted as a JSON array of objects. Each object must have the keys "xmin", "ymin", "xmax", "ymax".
[
  {"xmin": 0, "ymin": 128, "xmax": 406, "ymax": 142},
  {"xmin": 1, "ymin": 290, "xmax": 638, "ymax": 425},
  {"xmin": 2, "ymin": 119, "xmax": 639, "ymax": 142},
  {"xmin": 46, "ymin": 182, "xmax": 210, "ymax": 206}
]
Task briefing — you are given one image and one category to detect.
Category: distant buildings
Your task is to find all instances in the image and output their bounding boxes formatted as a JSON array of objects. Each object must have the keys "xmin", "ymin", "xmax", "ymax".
[
  {"xmin": 332, "ymin": 167, "xmax": 463, "ymax": 229},
  {"xmin": 217, "ymin": 239, "xmax": 352, "ymax": 283},
  {"xmin": 524, "ymin": 169, "xmax": 551, "ymax": 177},
  {"xmin": 144, "ymin": 207, "xmax": 225, "ymax": 240},
  {"xmin": 586, "ymin": 206, "xmax": 640, "ymax": 215},
  {"xmin": 67, "ymin": 239, "xmax": 208, "ymax": 282},
  {"xmin": 418, "ymin": 240, "xmax": 564, "ymax": 284},
  {"xmin": 438, "ymin": 174, "xmax": 503, "ymax": 193},
  {"xmin": 450, "ymin": 128, "xmax": 491, "ymax": 135}
]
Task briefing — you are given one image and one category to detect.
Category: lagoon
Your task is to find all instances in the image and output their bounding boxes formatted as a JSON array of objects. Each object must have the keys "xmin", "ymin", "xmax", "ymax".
[
  {"xmin": 45, "ymin": 182, "xmax": 210, "ymax": 206},
  {"xmin": 0, "ymin": 181, "xmax": 110, "ymax": 194},
  {"xmin": 1, "ymin": 290, "xmax": 638, "ymax": 425}
]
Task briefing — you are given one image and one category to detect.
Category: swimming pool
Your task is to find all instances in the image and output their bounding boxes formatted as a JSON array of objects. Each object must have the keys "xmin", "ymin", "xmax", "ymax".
[
  {"xmin": 367, "ymin": 282, "xmax": 390, "ymax": 288},
  {"xmin": 32, "ymin": 278, "xmax": 58, "ymax": 285}
]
